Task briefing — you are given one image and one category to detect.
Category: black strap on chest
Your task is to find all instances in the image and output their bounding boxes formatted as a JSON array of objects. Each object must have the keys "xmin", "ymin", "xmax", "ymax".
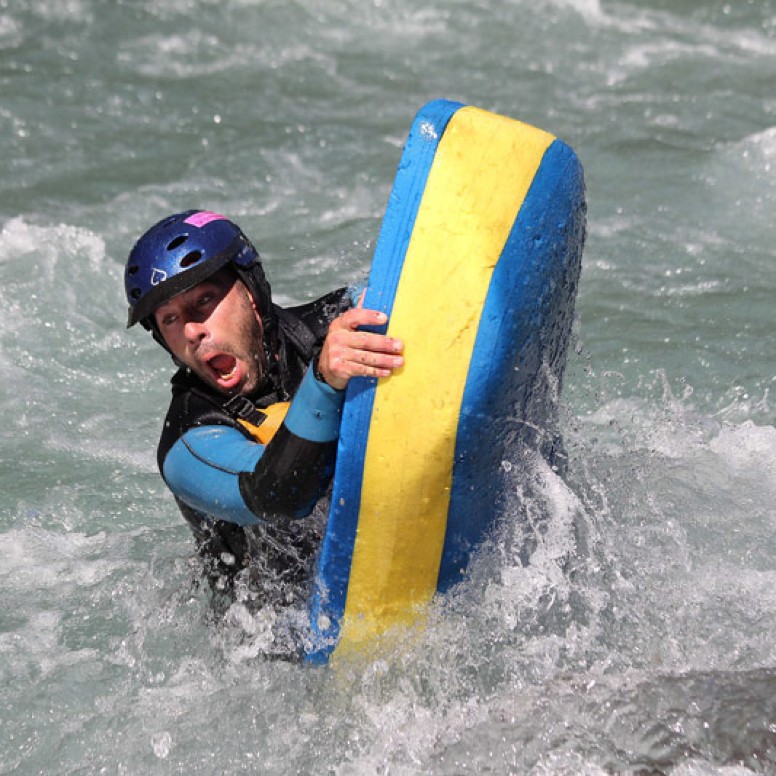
[{"xmin": 222, "ymin": 394, "xmax": 268, "ymax": 427}]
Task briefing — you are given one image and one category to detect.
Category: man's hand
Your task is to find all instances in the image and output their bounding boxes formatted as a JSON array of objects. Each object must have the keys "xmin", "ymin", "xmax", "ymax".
[{"xmin": 317, "ymin": 306, "xmax": 404, "ymax": 390}]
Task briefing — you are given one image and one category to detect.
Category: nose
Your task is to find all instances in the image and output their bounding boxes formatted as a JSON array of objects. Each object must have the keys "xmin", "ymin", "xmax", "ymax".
[{"xmin": 183, "ymin": 319, "xmax": 209, "ymax": 346}]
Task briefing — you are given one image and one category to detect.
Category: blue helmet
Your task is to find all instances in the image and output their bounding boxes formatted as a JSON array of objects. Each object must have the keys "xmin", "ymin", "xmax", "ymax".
[{"xmin": 125, "ymin": 210, "xmax": 270, "ymax": 329}]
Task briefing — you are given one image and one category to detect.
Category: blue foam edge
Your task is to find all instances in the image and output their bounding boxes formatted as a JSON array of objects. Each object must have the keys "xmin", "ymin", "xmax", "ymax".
[{"xmin": 438, "ymin": 138, "xmax": 586, "ymax": 591}]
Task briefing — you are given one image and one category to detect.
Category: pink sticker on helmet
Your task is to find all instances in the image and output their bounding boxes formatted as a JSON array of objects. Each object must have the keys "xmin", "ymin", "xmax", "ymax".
[{"xmin": 184, "ymin": 211, "xmax": 227, "ymax": 228}]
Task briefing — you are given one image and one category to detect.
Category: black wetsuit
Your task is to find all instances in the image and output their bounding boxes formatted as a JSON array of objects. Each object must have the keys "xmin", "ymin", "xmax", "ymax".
[{"xmin": 155, "ymin": 289, "xmax": 351, "ymax": 592}]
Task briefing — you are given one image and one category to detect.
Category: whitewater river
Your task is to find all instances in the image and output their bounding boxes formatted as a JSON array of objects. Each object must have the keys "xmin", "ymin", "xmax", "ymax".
[{"xmin": 1, "ymin": 0, "xmax": 775, "ymax": 773}]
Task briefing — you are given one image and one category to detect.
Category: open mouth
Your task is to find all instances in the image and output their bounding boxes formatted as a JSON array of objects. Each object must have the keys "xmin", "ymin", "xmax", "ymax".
[{"xmin": 207, "ymin": 353, "xmax": 239, "ymax": 384}]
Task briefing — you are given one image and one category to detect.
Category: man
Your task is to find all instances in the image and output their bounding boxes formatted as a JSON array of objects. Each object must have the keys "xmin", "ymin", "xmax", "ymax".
[{"xmin": 125, "ymin": 210, "xmax": 403, "ymax": 595}]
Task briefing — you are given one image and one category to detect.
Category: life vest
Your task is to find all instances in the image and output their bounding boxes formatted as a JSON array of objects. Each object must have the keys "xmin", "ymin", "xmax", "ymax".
[{"xmin": 237, "ymin": 401, "xmax": 289, "ymax": 445}]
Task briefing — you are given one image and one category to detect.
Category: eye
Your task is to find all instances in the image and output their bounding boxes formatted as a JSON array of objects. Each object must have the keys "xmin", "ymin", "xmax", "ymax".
[
  {"xmin": 196, "ymin": 291, "xmax": 215, "ymax": 308},
  {"xmin": 160, "ymin": 312, "xmax": 178, "ymax": 327}
]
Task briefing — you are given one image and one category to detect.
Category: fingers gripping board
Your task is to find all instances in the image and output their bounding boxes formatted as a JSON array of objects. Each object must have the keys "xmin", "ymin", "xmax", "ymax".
[{"xmin": 305, "ymin": 99, "xmax": 586, "ymax": 663}]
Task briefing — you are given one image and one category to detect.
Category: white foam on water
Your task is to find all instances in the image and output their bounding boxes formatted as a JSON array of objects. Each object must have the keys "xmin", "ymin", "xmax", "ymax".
[
  {"xmin": 731, "ymin": 126, "xmax": 776, "ymax": 174},
  {"xmin": 543, "ymin": 0, "xmax": 605, "ymax": 22},
  {"xmin": 117, "ymin": 33, "xmax": 263, "ymax": 79},
  {"xmin": 0, "ymin": 13, "xmax": 21, "ymax": 47},
  {"xmin": 26, "ymin": 0, "xmax": 93, "ymax": 23},
  {"xmin": 0, "ymin": 217, "xmax": 109, "ymax": 324},
  {"xmin": 491, "ymin": 452, "xmax": 582, "ymax": 616},
  {"xmin": 671, "ymin": 765, "xmax": 755, "ymax": 776},
  {"xmin": 708, "ymin": 420, "xmax": 776, "ymax": 482},
  {"xmin": 0, "ymin": 216, "xmax": 104, "ymax": 263},
  {"xmin": 44, "ymin": 411, "xmax": 160, "ymax": 472},
  {"xmin": 570, "ymin": 387, "xmax": 776, "ymax": 676},
  {"xmin": 0, "ymin": 527, "xmax": 117, "ymax": 589}
]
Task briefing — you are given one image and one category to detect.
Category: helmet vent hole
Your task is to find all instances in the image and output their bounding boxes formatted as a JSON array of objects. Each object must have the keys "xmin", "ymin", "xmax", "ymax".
[
  {"xmin": 130, "ymin": 288, "xmax": 142, "ymax": 300},
  {"xmin": 166, "ymin": 235, "xmax": 188, "ymax": 251},
  {"xmin": 180, "ymin": 250, "xmax": 203, "ymax": 268},
  {"xmin": 127, "ymin": 264, "xmax": 139, "ymax": 276}
]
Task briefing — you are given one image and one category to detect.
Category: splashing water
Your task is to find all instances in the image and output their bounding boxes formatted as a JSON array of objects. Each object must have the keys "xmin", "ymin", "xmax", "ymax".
[{"xmin": 1, "ymin": 0, "xmax": 775, "ymax": 773}]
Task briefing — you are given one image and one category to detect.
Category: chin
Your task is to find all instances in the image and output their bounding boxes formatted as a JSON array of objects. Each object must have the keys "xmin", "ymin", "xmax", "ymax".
[{"xmin": 239, "ymin": 374, "xmax": 261, "ymax": 397}]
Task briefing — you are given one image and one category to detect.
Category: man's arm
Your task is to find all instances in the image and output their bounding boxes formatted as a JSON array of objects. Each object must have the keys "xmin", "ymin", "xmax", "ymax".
[{"xmin": 161, "ymin": 368, "xmax": 343, "ymax": 525}]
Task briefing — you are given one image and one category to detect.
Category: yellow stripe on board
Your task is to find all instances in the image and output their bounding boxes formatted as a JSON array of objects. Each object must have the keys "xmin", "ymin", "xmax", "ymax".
[{"xmin": 337, "ymin": 106, "xmax": 555, "ymax": 651}]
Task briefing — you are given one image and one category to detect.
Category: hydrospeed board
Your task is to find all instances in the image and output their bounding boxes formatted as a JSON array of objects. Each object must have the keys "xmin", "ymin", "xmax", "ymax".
[{"xmin": 304, "ymin": 99, "xmax": 586, "ymax": 664}]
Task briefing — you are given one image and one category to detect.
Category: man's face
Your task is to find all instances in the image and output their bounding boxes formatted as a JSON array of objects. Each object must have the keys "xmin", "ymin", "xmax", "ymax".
[{"xmin": 154, "ymin": 269, "xmax": 265, "ymax": 396}]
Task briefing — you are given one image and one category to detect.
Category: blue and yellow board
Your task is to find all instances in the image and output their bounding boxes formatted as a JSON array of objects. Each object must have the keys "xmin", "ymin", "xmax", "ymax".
[{"xmin": 304, "ymin": 99, "xmax": 586, "ymax": 664}]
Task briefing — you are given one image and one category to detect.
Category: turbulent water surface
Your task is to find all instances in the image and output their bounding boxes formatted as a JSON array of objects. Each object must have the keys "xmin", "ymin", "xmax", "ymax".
[{"xmin": 1, "ymin": 0, "xmax": 775, "ymax": 773}]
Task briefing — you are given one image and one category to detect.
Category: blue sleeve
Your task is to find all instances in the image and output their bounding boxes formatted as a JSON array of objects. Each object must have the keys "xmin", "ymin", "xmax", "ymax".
[
  {"xmin": 162, "ymin": 366, "xmax": 345, "ymax": 526},
  {"xmin": 163, "ymin": 426, "xmax": 265, "ymax": 526},
  {"xmin": 284, "ymin": 366, "xmax": 345, "ymax": 442}
]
